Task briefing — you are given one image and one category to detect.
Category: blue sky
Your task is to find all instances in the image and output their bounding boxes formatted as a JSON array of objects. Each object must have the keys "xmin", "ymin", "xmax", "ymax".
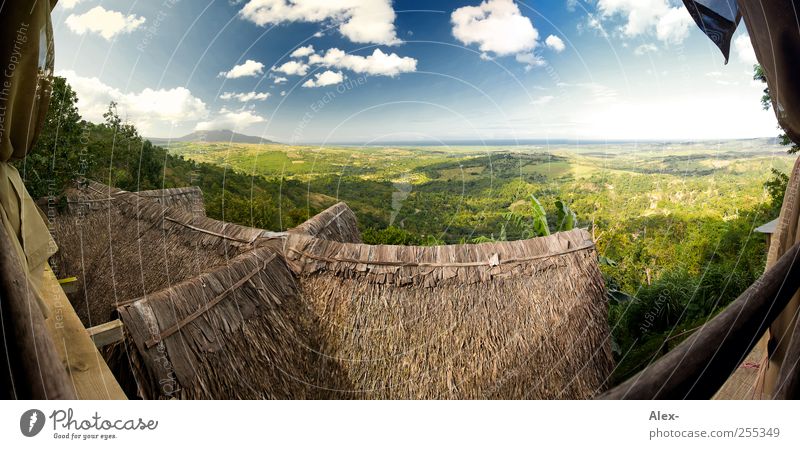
[{"xmin": 51, "ymin": 0, "xmax": 778, "ymax": 143}]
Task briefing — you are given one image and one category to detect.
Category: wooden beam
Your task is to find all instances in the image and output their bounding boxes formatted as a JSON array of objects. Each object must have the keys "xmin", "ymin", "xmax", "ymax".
[
  {"xmin": 86, "ymin": 319, "xmax": 124, "ymax": 348},
  {"xmin": 58, "ymin": 276, "xmax": 78, "ymax": 294},
  {"xmin": 0, "ymin": 226, "xmax": 75, "ymax": 399},
  {"xmin": 41, "ymin": 266, "xmax": 126, "ymax": 400},
  {"xmin": 601, "ymin": 241, "xmax": 800, "ymax": 400},
  {"xmin": 774, "ymin": 307, "xmax": 800, "ymax": 399}
]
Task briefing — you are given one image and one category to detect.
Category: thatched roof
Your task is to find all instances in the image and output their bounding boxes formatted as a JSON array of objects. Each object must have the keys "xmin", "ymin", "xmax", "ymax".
[
  {"xmin": 136, "ymin": 186, "xmax": 206, "ymax": 215},
  {"xmin": 116, "ymin": 247, "xmax": 315, "ymax": 399},
  {"xmin": 64, "ymin": 182, "xmax": 204, "ymax": 215},
  {"xmin": 280, "ymin": 228, "xmax": 613, "ymax": 399},
  {"xmin": 288, "ymin": 202, "xmax": 362, "ymax": 243},
  {"xmin": 56, "ymin": 183, "xmax": 611, "ymax": 399},
  {"xmin": 52, "ymin": 181, "xmax": 267, "ymax": 326}
]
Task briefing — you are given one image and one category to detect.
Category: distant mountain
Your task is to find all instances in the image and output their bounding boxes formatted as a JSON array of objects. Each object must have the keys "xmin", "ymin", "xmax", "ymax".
[{"xmin": 148, "ymin": 129, "xmax": 276, "ymax": 145}]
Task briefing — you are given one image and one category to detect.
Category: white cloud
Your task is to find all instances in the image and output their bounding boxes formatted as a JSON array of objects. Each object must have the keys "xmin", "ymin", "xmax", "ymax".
[
  {"xmin": 59, "ymin": 0, "xmax": 84, "ymax": 10},
  {"xmin": 596, "ymin": 0, "xmax": 692, "ymax": 44},
  {"xmin": 309, "ymin": 48, "xmax": 416, "ymax": 77},
  {"xmin": 56, "ymin": 70, "xmax": 208, "ymax": 134},
  {"xmin": 515, "ymin": 52, "xmax": 546, "ymax": 70},
  {"xmin": 634, "ymin": 43, "xmax": 659, "ymax": 55},
  {"xmin": 219, "ymin": 59, "xmax": 265, "ymax": 79},
  {"xmin": 220, "ymin": 91, "xmax": 271, "ymax": 102},
  {"xmin": 280, "ymin": 90, "xmax": 287, "ymax": 96},
  {"xmin": 273, "ymin": 76, "xmax": 288, "ymax": 84},
  {"xmin": 239, "ymin": 0, "xmax": 400, "ymax": 45},
  {"xmin": 65, "ymin": 6, "xmax": 146, "ymax": 40},
  {"xmin": 451, "ymin": 0, "xmax": 539, "ymax": 56},
  {"xmin": 195, "ymin": 107, "xmax": 265, "ymax": 131},
  {"xmin": 291, "ymin": 45, "xmax": 315, "ymax": 58},
  {"xmin": 735, "ymin": 34, "xmax": 757, "ymax": 65},
  {"xmin": 302, "ymin": 70, "xmax": 344, "ymax": 88},
  {"xmin": 531, "ymin": 95, "xmax": 554, "ymax": 105},
  {"xmin": 273, "ymin": 60, "xmax": 310, "ymax": 76},
  {"xmin": 545, "ymin": 35, "xmax": 565, "ymax": 53}
]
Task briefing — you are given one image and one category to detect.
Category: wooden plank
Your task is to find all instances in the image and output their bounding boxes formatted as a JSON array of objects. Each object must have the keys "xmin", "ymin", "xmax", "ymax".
[
  {"xmin": 41, "ymin": 266, "xmax": 127, "ymax": 400},
  {"xmin": 58, "ymin": 276, "xmax": 78, "ymax": 294},
  {"xmin": 601, "ymin": 241, "xmax": 800, "ymax": 400},
  {"xmin": 86, "ymin": 319, "xmax": 124, "ymax": 348},
  {"xmin": 775, "ymin": 307, "xmax": 800, "ymax": 399},
  {"xmin": 0, "ymin": 226, "xmax": 75, "ymax": 399},
  {"xmin": 713, "ymin": 335, "xmax": 767, "ymax": 400}
]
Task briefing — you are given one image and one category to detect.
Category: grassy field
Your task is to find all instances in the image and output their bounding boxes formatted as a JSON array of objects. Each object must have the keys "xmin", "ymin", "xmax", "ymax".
[
  {"xmin": 167, "ymin": 139, "xmax": 793, "ymax": 238},
  {"xmin": 165, "ymin": 138, "xmax": 796, "ymax": 383}
]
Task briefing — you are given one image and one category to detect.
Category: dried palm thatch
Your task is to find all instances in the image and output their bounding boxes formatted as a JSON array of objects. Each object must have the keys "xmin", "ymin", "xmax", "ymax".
[
  {"xmin": 116, "ymin": 247, "xmax": 315, "ymax": 399},
  {"xmin": 281, "ymin": 228, "xmax": 613, "ymax": 399},
  {"xmin": 137, "ymin": 186, "xmax": 206, "ymax": 215},
  {"xmin": 288, "ymin": 202, "xmax": 361, "ymax": 243},
  {"xmin": 64, "ymin": 183, "xmax": 204, "ymax": 215},
  {"xmin": 52, "ymin": 181, "xmax": 266, "ymax": 326}
]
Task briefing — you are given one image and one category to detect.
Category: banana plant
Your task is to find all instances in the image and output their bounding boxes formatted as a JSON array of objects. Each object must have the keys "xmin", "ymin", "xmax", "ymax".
[
  {"xmin": 529, "ymin": 194, "xmax": 551, "ymax": 237},
  {"xmin": 555, "ymin": 199, "xmax": 577, "ymax": 232}
]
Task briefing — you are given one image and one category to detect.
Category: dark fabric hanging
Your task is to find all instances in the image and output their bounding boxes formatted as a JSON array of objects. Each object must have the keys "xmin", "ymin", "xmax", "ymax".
[
  {"xmin": 0, "ymin": 0, "xmax": 75, "ymax": 399},
  {"xmin": 682, "ymin": 0, "xmax": 741, "ymax": 62}
]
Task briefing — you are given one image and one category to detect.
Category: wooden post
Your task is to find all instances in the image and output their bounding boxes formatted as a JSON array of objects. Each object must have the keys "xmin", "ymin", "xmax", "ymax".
[
  {"xmin": 86, "ymin": 320, "xmax": 125, "ymax": 348},
  {"xmin": 41, "ymin": 266, "xmax": 126, "ymax": 400}
]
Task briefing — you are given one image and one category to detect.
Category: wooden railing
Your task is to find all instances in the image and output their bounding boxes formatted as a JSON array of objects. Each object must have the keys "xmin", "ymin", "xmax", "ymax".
[{"xmin": 601, "ymin": 242, "xmax": 800, "ymax": 400}]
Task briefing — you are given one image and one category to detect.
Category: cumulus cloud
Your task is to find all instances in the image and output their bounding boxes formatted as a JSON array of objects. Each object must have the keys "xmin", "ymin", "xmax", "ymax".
[
  {"xmin": 220, "ymin": 91, "xmax": 271, "ymax": 102},
  {"xmin": 273, "ymin": 60, "xmax": 310, "ymax": 76},
  {"xmin": 302, "ymin": 70, "xmax": 344, "ymax": 88},
  {"xmin": 239, "ymin": 0, "xmax": 400, "ymax": 45},
  {"xmin": 451, "ymin": 0, "xmax": 538, "ymax": 56},
  {"xmin": 515, "ymin": 52, "xmax": 546, "ymax": 70},
  {"xmin": 195, "ymin": 107, "xmax": 265, "ymax": 131},
  {"xmin": 545, "ymin": 35, "xmax": 565, "ymax": 52},
  {"xmin": 219, "ymin": 59, "xmax": 265, "ymax": 79},
  {"xmin": 273, "ymin": 76, "xmax": 288, "ymax": 84},
  {"xmin": 309, "ymin": 48, "xmax": 416, "ymax": 77},
  {"xmin": 65, "ymin": 6, "xmax": 146, "ymax": 40},
  {"xmin": 59, "ymin": 0, "xmax": 84, "ymax": 9},
  {"xmin": 291, "ymin": 45, "xmax": 315, "ymax": 58},
  {"xmin": 56, "ymin": 70, "xmax": 207, "ymax": 134},
  {"xmin": 596, "ymin": 0, "xmax": 692, "ymax": 44},
  {"xmin": 734, "ymin": 34, "xmax": 757, "ymax": 65}
]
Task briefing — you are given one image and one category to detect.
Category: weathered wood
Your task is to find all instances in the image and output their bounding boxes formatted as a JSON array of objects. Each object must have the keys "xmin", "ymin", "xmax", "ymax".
[
  {"xmin": 774, "ymin": 307, "xmax": 800, "ymax": 399},
  {"xmin": 601, "ymin": 241, "xmax": 800, "ymax": 399},
  {"xmin": 86, "ymin": 319, "xmax": 124, "ymax": 348},
  {"xmin": 41, "ymin": 266, "xmax": 126, "ymax": 400},
  {"xmin": 58, "ymin": 276, "xmax": 78, "ymax": 294},
  {"xmin": 0, "ymin": 226, "xmax": 75, "ymax": 399}
]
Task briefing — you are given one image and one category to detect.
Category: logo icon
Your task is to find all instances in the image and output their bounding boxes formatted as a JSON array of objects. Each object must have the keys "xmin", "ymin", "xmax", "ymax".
[{"xmin": 20, "ymin": 409, "xmax": 45, "ymax": 437}]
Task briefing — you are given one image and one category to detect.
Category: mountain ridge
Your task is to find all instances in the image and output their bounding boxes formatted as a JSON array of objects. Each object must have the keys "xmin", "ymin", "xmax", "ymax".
[{"xmin": 148, "ymin": 129, "xmax": 276, "ymax": 145}]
